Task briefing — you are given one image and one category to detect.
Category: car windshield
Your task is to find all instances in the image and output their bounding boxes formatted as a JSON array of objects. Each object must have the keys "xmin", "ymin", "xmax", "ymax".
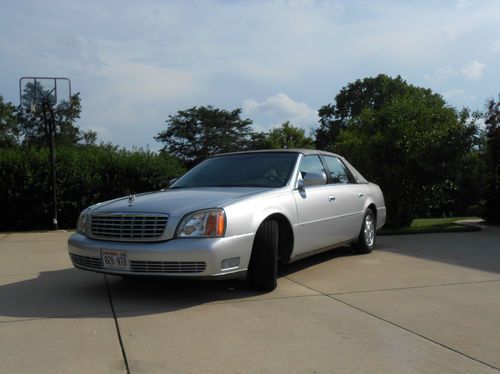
[{"xmin": 171, "ymin": 152, "xmax": 298, "ymax": 188}]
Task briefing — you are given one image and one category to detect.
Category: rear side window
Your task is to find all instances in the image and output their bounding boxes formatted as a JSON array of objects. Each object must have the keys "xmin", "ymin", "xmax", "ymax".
[
  {"xmin": 299, "ymin": 155, "xmax": 325, "ymax": 178},
  {"xmin": 323, "ymin": 156, "xmax": 355, "ymax": 184}
]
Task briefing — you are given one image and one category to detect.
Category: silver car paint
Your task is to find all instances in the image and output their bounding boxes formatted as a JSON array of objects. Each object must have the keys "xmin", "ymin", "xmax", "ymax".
[
  {"xmin": 85, "ymin": 187, "xmax": 274, "ymax": 241},
  {"xmin": 68, "ymin": 232, "xmax": 254, "ymax": 278},
  {"xmin": 68, "ymin": 150, "xmax": 386, "ymax": 278}
]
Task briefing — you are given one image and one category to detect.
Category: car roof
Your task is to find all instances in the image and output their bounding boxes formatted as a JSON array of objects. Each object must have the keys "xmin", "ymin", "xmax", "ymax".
[
  {"xmin": 213, "ymin": 149, "xmax": 342, "ymax": 158},
  {"xmin": 212, "ymin": 149, "xmax": 369, "ymax": 184}
]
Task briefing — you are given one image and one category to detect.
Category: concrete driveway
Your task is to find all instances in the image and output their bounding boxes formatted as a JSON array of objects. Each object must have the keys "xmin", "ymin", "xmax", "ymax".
[{"xmin": 0, "ymin": 226, "xmax": 499, "ymax": 373}]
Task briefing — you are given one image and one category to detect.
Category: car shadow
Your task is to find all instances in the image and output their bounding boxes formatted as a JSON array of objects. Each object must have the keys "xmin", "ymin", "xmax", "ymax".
[
  {"xmin": 278, "ymin": 246, "xmax": 358, "ymax": 277},
  {"xmin": 0, "ymin": 247, "xmax": 357, "ymax": 320},
  {"xmin": 4, "ymin": 227, "xmax": 496, "ymax": 321}
]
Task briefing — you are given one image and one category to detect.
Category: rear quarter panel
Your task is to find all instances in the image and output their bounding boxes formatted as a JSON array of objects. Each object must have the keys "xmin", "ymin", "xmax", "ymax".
[{"xmin": 368, "ymin": 183, "xmax": 386, "ymax": 229}]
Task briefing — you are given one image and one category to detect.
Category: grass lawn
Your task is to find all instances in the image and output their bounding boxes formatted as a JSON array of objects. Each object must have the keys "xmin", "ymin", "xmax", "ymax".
[{"xmin": 380, "ymin": 216, "xmax": 483, "ymax": 235}]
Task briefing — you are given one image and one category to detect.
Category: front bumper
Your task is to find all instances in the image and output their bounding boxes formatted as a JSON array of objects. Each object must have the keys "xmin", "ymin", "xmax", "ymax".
[{"xmin": 68, "ymin": 232, "xmax": 255, "ymax": 279}]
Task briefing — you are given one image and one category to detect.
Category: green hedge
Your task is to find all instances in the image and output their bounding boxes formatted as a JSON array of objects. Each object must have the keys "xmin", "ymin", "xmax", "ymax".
[{"xmin": 0, "ymin": 146, "xmax": 185, "ymax": 230}]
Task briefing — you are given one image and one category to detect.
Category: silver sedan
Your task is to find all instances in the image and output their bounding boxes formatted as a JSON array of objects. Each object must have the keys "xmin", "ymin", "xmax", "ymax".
[{"xmin": 68, "ymin": 149, "xmax": 386, "ymax": 292}]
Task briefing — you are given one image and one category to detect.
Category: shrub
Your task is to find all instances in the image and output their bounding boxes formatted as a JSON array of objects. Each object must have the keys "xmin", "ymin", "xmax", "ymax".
[{"xmin": 0, "ymin": 146, "xmax": 185, "ymax": 230}]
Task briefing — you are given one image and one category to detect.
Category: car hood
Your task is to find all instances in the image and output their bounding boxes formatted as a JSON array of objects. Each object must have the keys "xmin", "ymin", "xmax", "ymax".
[{"xmin": 90, "ymin": 187, "xmax": 271, "ymax": 217}]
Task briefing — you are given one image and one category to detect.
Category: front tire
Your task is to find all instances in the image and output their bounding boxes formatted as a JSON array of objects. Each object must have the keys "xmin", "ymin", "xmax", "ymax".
[
  {"xmin": 247, "ymin": 220, "xmax": 278, "ymax": 292},
  {"xmin": 353, "ymin": 210, "xmax": 376, "ymax": 254}
]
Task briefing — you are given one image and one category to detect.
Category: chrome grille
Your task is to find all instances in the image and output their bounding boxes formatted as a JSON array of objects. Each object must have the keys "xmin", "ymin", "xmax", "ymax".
[
  {"xmin": 90, "ymin": 213, "xmax": 168, "ymax": 241},
  {"xmin": 70, "ymin": 253, "xmax": 103, "ymax": 269},
  {"xmin": 130, "ymin": 261, "xmax": 206, "ymax": 274},
  {"xmin": 70, "ymin": 253, "xmax": 206, "ymax": 274}
]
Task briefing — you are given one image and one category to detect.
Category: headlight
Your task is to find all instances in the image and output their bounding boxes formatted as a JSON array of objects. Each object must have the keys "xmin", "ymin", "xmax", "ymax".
[
  {"xmin": 176, "ymin": 209, "xmax": 226, "ymax": 238},
  {"xmin": 76, "ymin": 209, "xmax": 90, "ymax": 235}
]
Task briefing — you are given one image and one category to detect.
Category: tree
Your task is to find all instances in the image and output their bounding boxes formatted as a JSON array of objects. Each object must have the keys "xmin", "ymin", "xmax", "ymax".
[
  {"xmin": 319, "ymin": 74, "xmax": 479, "ymax": 227},
  {"xmin": 155, "ymin": 106, "xmax": 254, "ymax": 166},
  {"xmin": 484, "ymin": 94, "xmax": 500, "ymax": 222},
  {"xmin": 263, "ymin": 121, "xmax": 314, "ymax": 149},
  {"xmin": 0, "ymin": 95, "xmax": 19, "ymax": 147},
  {"xmin": 247, "ymin": 131, "xmax": 268, "ymax": 150},
  {"xmin": 18, "ymin": 82, "xmax": 87, "ymax": 147},
  {"xmin": 316, "ymin": 75, "xmax": 409, "ymax": 149},
  {"xmin": 447, "ymin": 110, "xmax": 487, "ymax": 217},
  {"xmin": 81, "ymin": 129, "xmax": 98, "ymax": 145}
]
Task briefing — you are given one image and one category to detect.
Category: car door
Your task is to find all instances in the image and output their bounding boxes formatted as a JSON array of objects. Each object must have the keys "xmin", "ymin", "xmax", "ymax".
[
  {"xmin": 321, "ymin": 155, "xmax": 368, "ymax": 241},
  {"xmin": 292, "ymin": 155, "xmax": 339, "ymax": 255}
]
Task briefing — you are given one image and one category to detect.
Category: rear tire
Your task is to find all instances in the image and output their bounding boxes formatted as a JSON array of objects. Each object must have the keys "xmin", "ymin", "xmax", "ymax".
[
  {"xmin": 247, "ymin": 220, "xmax": 278, "ymax": 292},
  {"xmin": 353, "ymin": 210, "xmax": 376, "ymax": 254}
]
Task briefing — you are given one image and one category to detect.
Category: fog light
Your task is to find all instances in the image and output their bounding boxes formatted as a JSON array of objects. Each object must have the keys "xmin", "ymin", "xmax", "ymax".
[{"xmin": 221, "ymin": 257, "xmax": 240, "ymax": 270}]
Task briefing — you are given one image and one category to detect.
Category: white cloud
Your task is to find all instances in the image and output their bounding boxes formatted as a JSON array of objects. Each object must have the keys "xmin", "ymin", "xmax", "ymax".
[
  {"xmin": 461, "ymin": 60, "xmax": 486, "ymax": 80},
  {"xmin": 444, "ymin": 26, "xmax": 457, "ymax": 40},
  {"xmin": 243, "ymin": 93, "xmax": 317, "ymax": 130},
  {"xmin": 454, "ymin": 0, "xmax": 474, "ymax": 9},
  {"xmin": 428, "ymin": 60, "xmax": 486, "ymax": 82},
  {"xmin": 442, "ymin": 89, "xmax": 466, "ymax": 100},
  {"xmin": 434, "ymin": 66, "xmax": 457, "ymax": 80},
  {"xmin": 493, "ymin": 40, "xmax": 500, "ymax": 52},
  {"xmin": 101, "ymin": 61, "xmax": 195, "ymax": 102}
]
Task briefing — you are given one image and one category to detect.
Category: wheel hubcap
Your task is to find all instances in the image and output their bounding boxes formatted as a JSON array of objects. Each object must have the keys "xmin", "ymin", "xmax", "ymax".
[{"xmin": 364, "ymin": 215, "xmax": 375, "ymax": 247}]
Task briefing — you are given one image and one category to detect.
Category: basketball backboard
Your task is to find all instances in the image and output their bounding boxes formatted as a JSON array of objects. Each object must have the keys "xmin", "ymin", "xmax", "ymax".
[{"xmin": 19, "ymin": 77, "xmax": 71, "ymax": 113}]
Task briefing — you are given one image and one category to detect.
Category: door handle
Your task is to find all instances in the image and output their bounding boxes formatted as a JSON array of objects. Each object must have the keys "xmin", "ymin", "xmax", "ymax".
[
  {"xmin": 358, "ymin": 193, "xmax": 364, "ymax": 198},
  {"xmin": 328, "ymin": 196, "xmax": 336, "ymax": 202}
]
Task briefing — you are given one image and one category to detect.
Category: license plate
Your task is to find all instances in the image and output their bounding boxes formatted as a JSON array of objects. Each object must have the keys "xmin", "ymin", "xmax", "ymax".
[{"xmin": 101, "ymin": 250, "xmax": 130, "ymax": 271}]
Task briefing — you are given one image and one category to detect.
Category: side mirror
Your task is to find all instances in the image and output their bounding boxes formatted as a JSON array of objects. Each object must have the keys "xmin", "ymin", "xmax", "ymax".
[{"xmin": 298, "ymin": 172, "xmax": 327, "ymax": 189}]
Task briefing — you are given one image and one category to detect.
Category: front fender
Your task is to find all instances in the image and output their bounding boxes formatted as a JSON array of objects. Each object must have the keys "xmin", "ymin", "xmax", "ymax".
[{"xmin": 222, "ymin": 190, "xmax": 297, "ymax": 237}]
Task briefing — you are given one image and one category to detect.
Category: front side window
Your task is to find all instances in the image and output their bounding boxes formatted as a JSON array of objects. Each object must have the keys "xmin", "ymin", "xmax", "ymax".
[
  {"xmin": 299, "ymin": 155, "xmax": 325, "ymax": 178},
  {"xmin": 323, "ymin": 156, "xmax": 354, "ymax": 184}
]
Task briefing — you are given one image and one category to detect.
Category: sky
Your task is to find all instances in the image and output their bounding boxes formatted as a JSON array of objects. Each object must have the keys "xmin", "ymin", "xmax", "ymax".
[{"xmin": 0, "ymin": 0, "xmax": 499, "ymax": 149}]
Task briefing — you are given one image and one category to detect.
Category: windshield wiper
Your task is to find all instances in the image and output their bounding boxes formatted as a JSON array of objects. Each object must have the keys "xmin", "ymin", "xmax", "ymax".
[{"xmin": 169, "ymin": 184, "xmax": 277, "ymax": 188}]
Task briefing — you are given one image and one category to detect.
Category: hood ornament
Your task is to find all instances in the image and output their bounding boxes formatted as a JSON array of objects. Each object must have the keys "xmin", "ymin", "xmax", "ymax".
[{"xmin": 128, "ymin": 194, "xmax": 136, "ymax": 206}]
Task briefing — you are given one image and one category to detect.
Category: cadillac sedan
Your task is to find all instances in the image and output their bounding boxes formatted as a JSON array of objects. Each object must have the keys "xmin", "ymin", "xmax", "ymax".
[{"xmin": 68, "ymin": 149, "xmax": 386, "ymax": 292}]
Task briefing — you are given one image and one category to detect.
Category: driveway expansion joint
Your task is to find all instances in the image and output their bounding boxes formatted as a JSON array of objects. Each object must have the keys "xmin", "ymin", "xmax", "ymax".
[
  {"xmin": 0, "ymin": 311, "xmax": 114, "ymax": 325},
  {"xmin": 0, "ymin": 317, "xmax": 49, "ymax": 325},
  {"xmin": 0, "ymin": 234, "xmax": 10, "ymax": 241},
  {"xmin": 328, "ymin": 278, "xmax": 500, "ymax": 296},
  {"xmin": 104, "ymin": 274, "xmax": 131, "ymax": 374},
  {"xmin": 285, "ymin": 276, "xmax": 500, "ymax": 372}
]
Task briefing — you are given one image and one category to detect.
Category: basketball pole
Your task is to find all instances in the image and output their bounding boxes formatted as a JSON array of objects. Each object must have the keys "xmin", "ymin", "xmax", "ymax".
[{"xmin": 41, "ymin": 100, "xmax": 59, "ymax": 230}]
